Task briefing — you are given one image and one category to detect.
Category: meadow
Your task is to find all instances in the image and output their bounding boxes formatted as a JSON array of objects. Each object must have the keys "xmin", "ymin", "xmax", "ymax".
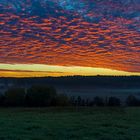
[{"xmin": 0, "ymin": 107, "xmax": 139, "ymax": 140}]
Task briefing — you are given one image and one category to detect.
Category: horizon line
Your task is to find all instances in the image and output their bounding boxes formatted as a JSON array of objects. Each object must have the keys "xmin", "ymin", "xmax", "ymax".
[{"xmin": 0, "ymin": 63, "xmax": 140, "ymax": 77}]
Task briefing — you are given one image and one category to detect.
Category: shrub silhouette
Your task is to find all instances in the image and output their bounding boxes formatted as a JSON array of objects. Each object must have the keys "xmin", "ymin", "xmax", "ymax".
[
  {"xmin": 94, "ymin": 96, "xmax": 104, "ymax": 106},
  {"xmin": 55, "ymin": 94, "xmax": 69, "ymax": 106},
  {"xmin": 108, "ymin": 97, "xmax": 121, "ymax": 106},
  {"xmin": 25, "ymin": 85, "xmax": 57, "ymax": 107},
  {"xmin": 0, "ymin": 94, "xmax": 5, "ymax": 106},
  {"xmin": 69, "ymin": 96, "xmax": 76, "ymax": 106},
  {"xmin": 126, "ymin": 95, "xmax": 140, "ymax": 106},
  {"xmin": 5, "ymin": 88, "xmax": 25, "ymax": 106},
  {"xmin": 81, "ymin": 99, "xmax": 86, "ymax": 106},
  {"xmin": 77, "ymin": 96, "xmax": 82, "ymax": 106}
]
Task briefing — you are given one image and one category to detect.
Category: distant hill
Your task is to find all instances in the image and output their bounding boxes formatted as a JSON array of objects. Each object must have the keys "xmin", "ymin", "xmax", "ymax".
[{"xmin": 0, "ymin": 76, "xmax": 140, "ymax": 89}]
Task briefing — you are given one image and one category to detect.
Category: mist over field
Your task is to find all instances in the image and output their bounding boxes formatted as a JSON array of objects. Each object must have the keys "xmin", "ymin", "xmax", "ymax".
[{"xmin": 1, "ymin": 76, "xmax": 140, "ymax": 101}]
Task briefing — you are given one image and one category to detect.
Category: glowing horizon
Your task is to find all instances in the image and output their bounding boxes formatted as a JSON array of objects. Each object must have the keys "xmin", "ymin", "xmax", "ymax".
[
  {"xmin": 0, "ymin": 63, "xmax": 140, "ymax": 77},
  {"xmin": 0, "ymin": 0, "xmax": 140, "ymax": 76}
]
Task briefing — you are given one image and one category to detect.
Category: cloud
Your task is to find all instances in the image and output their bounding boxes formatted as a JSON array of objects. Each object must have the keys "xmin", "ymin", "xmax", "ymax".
[{"xmin": 0, "ymin": 0, "xmax": 140, "ymax": 73}]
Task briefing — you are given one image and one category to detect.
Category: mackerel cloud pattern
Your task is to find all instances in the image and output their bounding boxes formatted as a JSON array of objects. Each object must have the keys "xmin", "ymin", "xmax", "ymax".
[{"xmin": 0, "ymin": 0, "xmax": 140, "ymax": 72}]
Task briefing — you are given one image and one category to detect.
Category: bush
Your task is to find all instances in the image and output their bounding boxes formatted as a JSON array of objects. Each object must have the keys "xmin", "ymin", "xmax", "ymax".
[
  {"xmin": 25, "ymin": 85, "xmax": 57, "ymax": 107},
  {"xmin": 81, "ymin": 99, "xmax": 86, "ymax": 106},
  {"xmin": 5, "ymin": 88, "xmax": 25, "ymax": 106},
  {"xmin": 55, "ymin": 94, "xmax": 69, "ymax": 106},
  {"xmin": 126, "ymin": 95, "xmax": 140, "ymax": 106},
  {"xmin": 77, "ymin": 96, "xmax": 82, "ymax": 106},
  {"xmin": 0, "ymin": 94, "xmax": 5, "ymax": 106},
  {"xmin": 94, "ymin": 96, "xmax": 104, "ymax": 106},
  {"xmin": 69, "ymin": 96, "xmax": 76, "ymax": 106},
  {"xmin": 108, "ymin": 97, "xmax": 121, "ymax": 106}
]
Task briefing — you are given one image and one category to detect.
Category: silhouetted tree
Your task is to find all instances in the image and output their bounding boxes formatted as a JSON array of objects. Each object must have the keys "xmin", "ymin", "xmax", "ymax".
[
  {"xmin": 126, "ymin": 95, "xmax": 140, "ymax": 106},
  {"xmin": 55, "ymin": 94, "xmax": 69, "ymax": 106},
  {"xmin": 69, "ymin": 96, "xmax": 76, "ymax": 106},
  {"xmin": 77, "ymin": 96, "xmax": 82, "ymax": 106},
  {"xmin": 25, "ymin": 85, "xmax": 57, "ymax": 107},
  {"xmin": 81, "ymin": 99, "xmax": 86, "ymax": 106},
  {"xmin": 5, "ymin": 88, "xmax": 25, "ymax": 106},
  {"xmin": 86, "ymin": 99, "xmax": 90, "ymax": 106},
  {"xmin": 94, "ymin": 96, "xmax": 104, "ymax": 106},
  {"xmin": 104, "ymin": 96, "xmax": 108, "ymax": 106},
  {"xmin": 0, "ymin": 94, "xmax": 5, "ymax": 106},
  {"xmin": 108, "ymin": 97, "xmax": 121, "ymax": 106},
  {"xmin": 89, "ymin": 99, "xmax": 94, "ymax": 107}
]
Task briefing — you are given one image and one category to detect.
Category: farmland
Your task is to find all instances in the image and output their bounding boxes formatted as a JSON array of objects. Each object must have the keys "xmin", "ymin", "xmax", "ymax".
[{"xmin": 0, "ymin": 107, "xmax": 139, "ymax": 140}]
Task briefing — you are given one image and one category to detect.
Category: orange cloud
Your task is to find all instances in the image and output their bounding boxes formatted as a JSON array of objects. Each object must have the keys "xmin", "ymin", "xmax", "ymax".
[{"xmin": 0, "ymin": 12, "xmax": 140, "ymax": 73}]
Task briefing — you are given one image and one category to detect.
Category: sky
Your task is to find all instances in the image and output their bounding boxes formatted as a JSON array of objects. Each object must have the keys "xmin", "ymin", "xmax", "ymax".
[{"xmin": 0, "ymin": 0, "xmax": 140, "ymax": 77}]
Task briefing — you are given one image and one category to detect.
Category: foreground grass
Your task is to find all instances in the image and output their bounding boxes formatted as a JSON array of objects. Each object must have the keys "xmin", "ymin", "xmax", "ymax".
[{"xmin": 0, "ymin": 107, "xmax": 139, "ymax": 140}]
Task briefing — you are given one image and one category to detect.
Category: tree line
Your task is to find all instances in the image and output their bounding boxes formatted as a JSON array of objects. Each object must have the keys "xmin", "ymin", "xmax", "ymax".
[
  {"xmin": 0, "ymin": 85, "xmax": 139, "ymax": 107},
  {"xmin": 1, "ymin": 75, "xmax": 140, "ymax": 89}
]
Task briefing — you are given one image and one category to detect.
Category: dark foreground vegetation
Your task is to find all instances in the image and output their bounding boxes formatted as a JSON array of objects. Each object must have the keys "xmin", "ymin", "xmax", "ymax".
[
  {"xmin": 0, "ymin": 107, "xmax": 140, "ymax": 140},
  {"xmin": 0, "ymin": 85, "xmax": 140, "ymax": 107},
  {"xmin": 0, "ymin": 76, "xmax": 139, "ymax": 140}
]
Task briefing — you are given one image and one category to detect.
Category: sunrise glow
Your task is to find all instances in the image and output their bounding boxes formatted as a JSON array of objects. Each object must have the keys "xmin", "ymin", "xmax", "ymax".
[{"xmin": 0, "ymin": 0, "xmax": 140, "ymax": 77}]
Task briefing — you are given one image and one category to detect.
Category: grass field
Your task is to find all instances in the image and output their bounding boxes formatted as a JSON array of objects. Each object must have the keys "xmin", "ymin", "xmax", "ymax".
[{"xmin": 0, "ymin": 107, "xmax": 140, "ymax": 140}]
